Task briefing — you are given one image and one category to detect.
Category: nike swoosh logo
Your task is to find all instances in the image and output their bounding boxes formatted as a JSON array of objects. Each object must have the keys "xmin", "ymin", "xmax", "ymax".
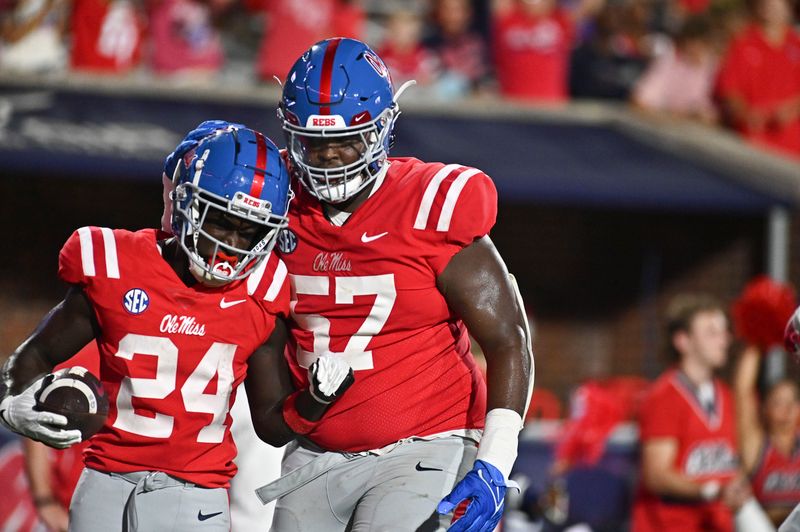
[
  {"xmin": 415, "ymin": 461, "xmax": 443, "ymax": 472},
  {"xmin": 361, "ymin": 231, "xmax": 388, "ymax": 243},
  {"xmin": 197, "ymin": 510, "xmax": 223, "ymax": 521},
  {"xmin": 219, "ymin": 298, "xmax": 246, "ymax": 309}
]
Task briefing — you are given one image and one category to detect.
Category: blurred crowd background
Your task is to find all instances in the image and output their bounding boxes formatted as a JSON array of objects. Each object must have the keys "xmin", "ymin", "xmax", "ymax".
[{"xmin": 0, "ymin": 0, "xmax": 799, "ymax": 158}]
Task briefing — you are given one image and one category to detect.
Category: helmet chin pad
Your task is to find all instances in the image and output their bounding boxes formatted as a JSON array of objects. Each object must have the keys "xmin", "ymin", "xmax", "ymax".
[
  {"xmin": 309, "ymin": 172, "xmax": 369, "ymax": 204},
  {"xmin": 188, "ymin": 258, "xmax": 235, "ymax": 287}
]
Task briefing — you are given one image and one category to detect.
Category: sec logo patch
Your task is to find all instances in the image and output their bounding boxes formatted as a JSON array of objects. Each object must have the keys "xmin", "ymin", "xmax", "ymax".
[
  {"xmin": 277, "ymin": 229, "xmax": 298, "ymax": 255},
  {"xmin": 123, "ymin": 288, "xmax": 150, "ymax": 314}
]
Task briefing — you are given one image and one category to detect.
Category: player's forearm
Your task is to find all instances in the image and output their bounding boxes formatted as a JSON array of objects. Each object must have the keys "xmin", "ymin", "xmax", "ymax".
[
  {"xmin": 484, "ymin": 340, "xmax": 533, "ymax": 414},
  {"xmin": 1, "ymin": 348, "xmax": 52, "ymax": 397},
  {"xmin": 479, "ymin": 331, "xmax": 533, "ymax": 479},
  {"xmin": 250, "ymin": 389, "xmax": 331, "ymax": 447},
  {"xmin": 3, "ymin": 288, "xmax": 96, "ymax": 398}
]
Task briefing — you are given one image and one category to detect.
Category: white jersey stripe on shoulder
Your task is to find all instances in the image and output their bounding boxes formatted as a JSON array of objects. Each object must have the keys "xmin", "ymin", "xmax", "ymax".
[
  {"xmin": 264, "ymin": 259, "xmax": 288, "ymax": 302},
  {"xmin": 247, "ymin": 253, "xmax": 270, "ymax": 296},
  {"xmin": 413, "ymin": 164, "xmax": 463, "ymax": 230},
  {"xmin": 77, "ymin": 227, "xmax": 96, "ymax": 277},
  {"xmin": 100, "ymin": 228, "xmax": 120, "ymax": 279},
  {"xmin": 436, "ymin": 168, "xmax": 481, "ymax": 232}
]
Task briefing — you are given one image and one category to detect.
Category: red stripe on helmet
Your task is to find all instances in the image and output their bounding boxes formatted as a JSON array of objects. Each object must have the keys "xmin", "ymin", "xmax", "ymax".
[
  {"xmin": 319, "ymin": 38, "xmax": 341, "ymax": 115},
  {"xmin": 250, "ymin": 132, "xmax": 267, "ymax": 198}
]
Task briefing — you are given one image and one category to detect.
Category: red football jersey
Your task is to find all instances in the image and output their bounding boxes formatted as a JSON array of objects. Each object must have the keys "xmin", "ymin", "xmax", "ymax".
[
  {"xmin": 278, "ymin": 158, "xmax": 495, "ymax": 452},
  {"xmin": 632, "ymin": 369, "xmax": 739, "ymax": 532},
  {"xmin": 751, "ymin": 436, "xmax": 800, "ymax": 510},
  {"xmin": 58, "ymin": 227, "xmax": 289, "ymax": 488}
]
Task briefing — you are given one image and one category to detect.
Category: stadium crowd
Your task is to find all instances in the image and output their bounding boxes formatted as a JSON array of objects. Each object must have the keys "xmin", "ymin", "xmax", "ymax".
[{"xmin": 0, "ymin": 0, "xmax": 798, "ymax": 158}]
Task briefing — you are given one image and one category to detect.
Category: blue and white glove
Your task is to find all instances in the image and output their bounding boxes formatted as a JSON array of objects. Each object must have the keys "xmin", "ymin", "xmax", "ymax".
[
  {"xmin": 164, "ymin": 120, "xmax": 245, "ymax": 180},
  {"xmin": 0, "ymin": 374, "xmax": 82, "ymax": 449},
  {"xmin": 437, "ymin": 460, "xmax": 518, "ymax": 532}
]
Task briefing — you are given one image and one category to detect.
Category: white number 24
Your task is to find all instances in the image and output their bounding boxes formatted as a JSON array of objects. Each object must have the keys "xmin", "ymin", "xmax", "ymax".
[
  {"xmin": 112, "ymin": 333, "xmax": 235, "ymax": 443},
  {"xmin": 291, "ymin": 274, "xmax": 397, "ymax": 370}
]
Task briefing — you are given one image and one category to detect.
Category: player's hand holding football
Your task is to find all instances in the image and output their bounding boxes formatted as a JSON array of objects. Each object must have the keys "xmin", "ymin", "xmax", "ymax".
[
  {"xmin": 308, "ymin": 356, "xmax": 355, "ymax": 404},
  {"xmin": 437, "ymin": 460, "xmax": 518, "ymax": 532},
  {"xmin": 0, "ymin": 374, "xmax": 81, "ymax": 449}
]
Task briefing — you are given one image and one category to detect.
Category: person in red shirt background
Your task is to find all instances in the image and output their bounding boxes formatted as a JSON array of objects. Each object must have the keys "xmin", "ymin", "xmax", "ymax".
[
  {"xmin": 378, "ymin": 9, "xmax": 438, "ymax": 89},
  {"xmin": 424, "ymin": 0, "xmax": 494, "ymax": 97},
  {"xmin": 70, "ymin": 0, "xmax": 145, "ymax": 74},
  {"xmin": 492, "ymin": 0, "xmax": 604, "ymax": 103},
  {"xmin": 253, "ymin": 0, "xmax": 363, "ymax": 82},
  {"xmin": 147, "ymin": 0, "xmax": 229, "ymax": 79},
  {"xmin": 632, "ymin": 294, "xmax": 750, "ymax": 532},
  {"xmin": 716, "ymin": 0, "xmax": 800, "ymax": 159}
]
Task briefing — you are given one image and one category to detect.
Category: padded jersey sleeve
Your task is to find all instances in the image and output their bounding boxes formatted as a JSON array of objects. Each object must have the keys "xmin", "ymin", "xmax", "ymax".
[
  {"xmin": 58, "ymin": 227, "xmax": 90, "ymax": 286},
  {"xmin": 248, "ymin": 253, "xmax": 291, "ymax": 319},
  {"xmin": 416, "ymin": 168, "xmax": 498, "ymax": 276}
]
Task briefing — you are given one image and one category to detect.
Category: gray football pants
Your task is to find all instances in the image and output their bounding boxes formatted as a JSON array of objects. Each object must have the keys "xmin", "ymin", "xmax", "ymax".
[
  {"xmin": 260, "ymin": 436, "xmax": 478, "ymax": 532},
  {"xmin": 69, "ymin": 467, "xmax": 231, "ymax": 532}
]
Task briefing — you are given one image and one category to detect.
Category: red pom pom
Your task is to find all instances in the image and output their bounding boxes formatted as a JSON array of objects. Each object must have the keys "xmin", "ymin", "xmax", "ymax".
[{"xmin": 732, "ymin": 276, "xmax": 796, "ymax": 350}]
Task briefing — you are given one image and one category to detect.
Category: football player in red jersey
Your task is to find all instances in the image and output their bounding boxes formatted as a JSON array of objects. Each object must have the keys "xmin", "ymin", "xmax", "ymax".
[
  {"xmin": 0, "ymin": 127, "xmax": 354, "ymax": 531},
  {"xmin": 248, "ymin": 37, "xmax": 532, "ymax": 532},
  {"xmin": 166, "ymin": 40, "xmax": 534, "ymax": 530},
  {"xmin": 632, "ymin": 294, "xmax": 751, "ymax": 532}
]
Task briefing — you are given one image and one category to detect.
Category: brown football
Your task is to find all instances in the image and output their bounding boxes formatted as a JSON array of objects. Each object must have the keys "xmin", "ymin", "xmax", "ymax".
[{"xmin": 35, "ymin": 367, "xmax": 109, "ymax": 440}]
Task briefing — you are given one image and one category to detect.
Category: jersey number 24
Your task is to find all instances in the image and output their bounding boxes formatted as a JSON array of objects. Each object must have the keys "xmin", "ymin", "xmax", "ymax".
[{"xmin": 112, "ymin": 333, "xmax": 235, "ymax": 443}]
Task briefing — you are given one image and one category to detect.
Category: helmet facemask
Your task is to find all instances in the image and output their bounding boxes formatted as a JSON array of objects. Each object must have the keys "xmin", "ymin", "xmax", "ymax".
[
  {"xmin": 281, "ymin": 105, "xmax": 397, "ymax": 204},
  {"xmin": 172, "ymin": 179, "xmax": 289, "ymax": 286}
]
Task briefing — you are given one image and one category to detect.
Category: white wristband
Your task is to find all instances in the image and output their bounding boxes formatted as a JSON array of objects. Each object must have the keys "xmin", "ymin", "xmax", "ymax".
[
  {"xmin": 476, "ymin": 408, "xmax": 523, "ymax": 480},
  {"xmin": 700, "ymin": 480, "xmax": 721, "ymax": 501}
]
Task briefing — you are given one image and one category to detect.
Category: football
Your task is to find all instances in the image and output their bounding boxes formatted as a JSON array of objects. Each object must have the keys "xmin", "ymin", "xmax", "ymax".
[{"xmin": 35, "ymin": 366, "xmax": 109, "ymax": 440}]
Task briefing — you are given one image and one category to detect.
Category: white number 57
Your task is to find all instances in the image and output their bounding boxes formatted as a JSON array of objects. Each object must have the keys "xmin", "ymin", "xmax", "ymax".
[{"xmin": 290, "ymin": 274, "xmax": 396, "ymax": 370}]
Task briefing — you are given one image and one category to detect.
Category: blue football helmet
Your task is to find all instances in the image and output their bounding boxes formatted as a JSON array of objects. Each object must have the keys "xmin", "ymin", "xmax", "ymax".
[
  {"xmin": 171, "ymin": 126, "xmax": 291, "ymax": 285},
  {"xmin": 279, "ymin": 38, "xmax": 413, "ymax": 204}
]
